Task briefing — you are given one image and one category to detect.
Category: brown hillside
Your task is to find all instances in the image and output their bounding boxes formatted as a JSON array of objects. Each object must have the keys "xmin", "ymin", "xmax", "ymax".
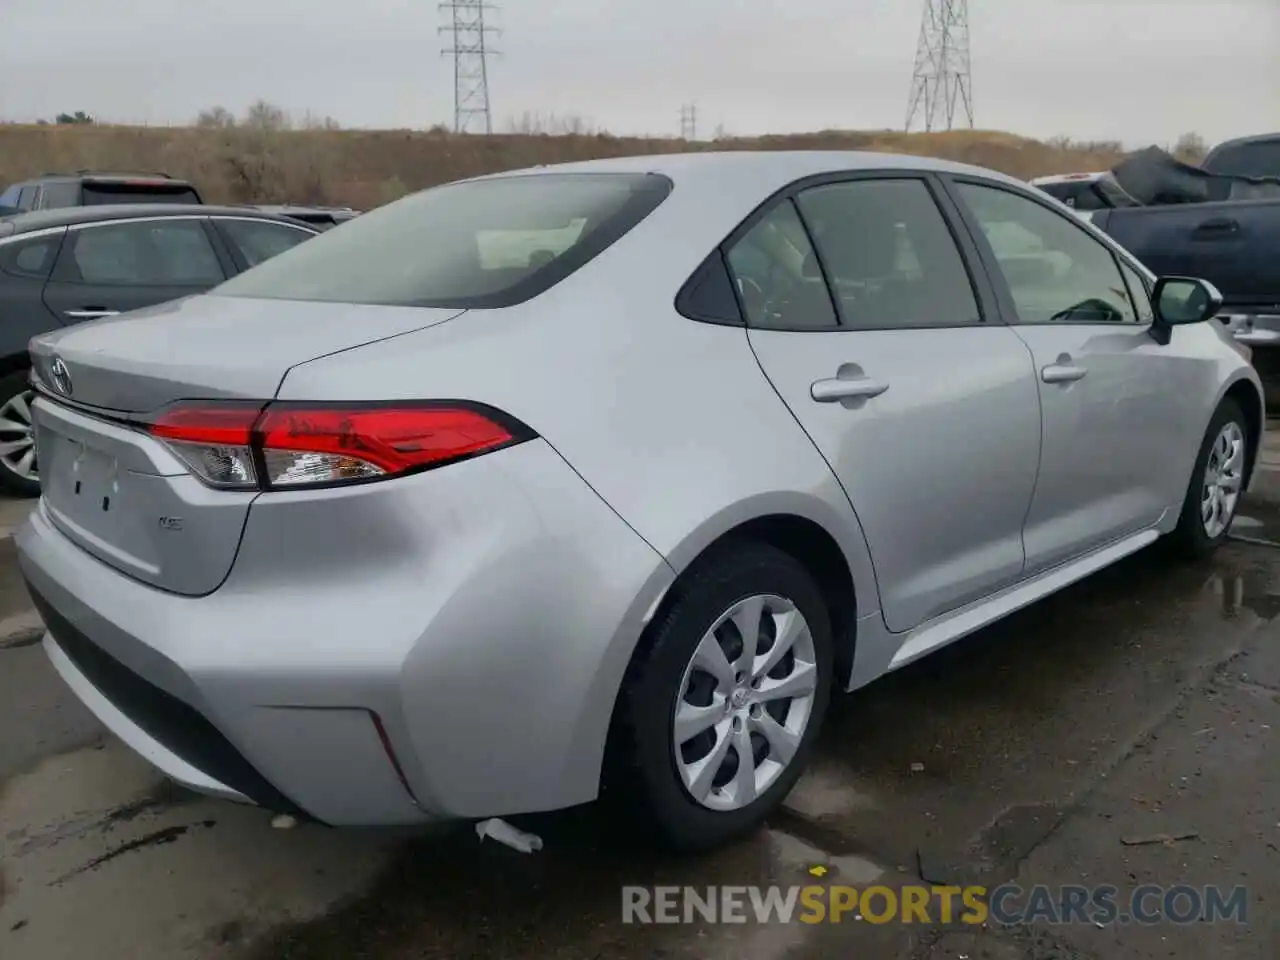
[{"xmin": 0, "ymin": 124, "xmax": 1126, "ymax": 209}]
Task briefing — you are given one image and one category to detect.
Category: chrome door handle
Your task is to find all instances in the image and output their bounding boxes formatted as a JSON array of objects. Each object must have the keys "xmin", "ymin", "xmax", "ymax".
[
  {"xmin": 1041, "ymin": 363, "xmax": 1087, "ymax": 384},
  {"xmin": 64, "ymin": 309, "xmax": 119, "ymax": 320},
  {"xmin": 811, "ymin": 377, "xmax": 890, "ymax": 402}
]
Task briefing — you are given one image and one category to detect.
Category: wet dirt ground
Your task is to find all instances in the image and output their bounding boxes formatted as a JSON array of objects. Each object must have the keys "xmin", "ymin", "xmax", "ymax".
[{"xmin": 3, "ymin": 476, "xmax": 1280, "ymax": 960}]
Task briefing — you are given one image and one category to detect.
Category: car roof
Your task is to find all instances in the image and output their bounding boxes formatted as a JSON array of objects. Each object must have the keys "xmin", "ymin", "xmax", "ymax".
[
  {"xmin": 462, "ymin": 149, "xmax": 1030, "ymax": 192},
  {"xmin": 0, "ymin": 203, "xmax": 320, "ymax": 235},
  {"xmin": 22, "ymin": 170, "xmax": 192, "ymax": 184}
]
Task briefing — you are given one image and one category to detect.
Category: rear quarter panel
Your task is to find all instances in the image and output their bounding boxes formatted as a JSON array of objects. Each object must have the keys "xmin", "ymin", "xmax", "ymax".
[{"xmin": 276, "ymin": 169, "xmax": 882, "ymax": 637}]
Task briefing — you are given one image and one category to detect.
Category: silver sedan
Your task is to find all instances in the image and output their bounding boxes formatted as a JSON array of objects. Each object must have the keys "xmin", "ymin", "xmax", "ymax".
[{"xmin": 16, "ymin": 151, "xmax": 1263, "ymax": 852}]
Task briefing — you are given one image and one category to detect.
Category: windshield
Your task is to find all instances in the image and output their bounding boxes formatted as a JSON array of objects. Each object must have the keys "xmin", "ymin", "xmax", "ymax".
[
  {"xmin": 1203, "ymin": 139, "xmax": 1280, "ymax": 179},
  {"xmin": 214, "ymin": 172, "xmax": 673, "ymax": 309}
]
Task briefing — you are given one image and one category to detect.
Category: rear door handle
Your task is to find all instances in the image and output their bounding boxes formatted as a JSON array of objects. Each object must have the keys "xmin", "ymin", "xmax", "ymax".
[
  {"xmin": 64, "ymin": 309, "xmax": 120, "ymax": 320},
  {"xmin": 811, "ymin": 377, "xmax": 890, "ymax": 402},
  {"xmin": 1041, "ymin": 363, "xmax": 1087, "ymax": 384}
]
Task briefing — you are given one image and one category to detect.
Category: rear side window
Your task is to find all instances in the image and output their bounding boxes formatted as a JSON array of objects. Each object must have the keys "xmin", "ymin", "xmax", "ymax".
[
  {"xmin": 218, "ymin": 218, "xmax": 314, "ymax": 266},
  {"xmin": 81, "ymin": 184, "xmax": 201, "ymax": 205},
  {"xmin": 1, "ymin": 234, "xmax": 62, "ymax": 279},
  {"xmin": 213, "ymin": 172, "xmax": 673, "ymax": 308},
  {"xmin": 38, "ymin": 182, "xmax": 81, "ymax": 209}
]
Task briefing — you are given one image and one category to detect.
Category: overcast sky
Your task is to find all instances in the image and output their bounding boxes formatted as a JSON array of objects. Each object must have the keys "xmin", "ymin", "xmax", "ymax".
[{"xmin": 0, "ymin": 0, "xmax": 1276, "ymax": 147}]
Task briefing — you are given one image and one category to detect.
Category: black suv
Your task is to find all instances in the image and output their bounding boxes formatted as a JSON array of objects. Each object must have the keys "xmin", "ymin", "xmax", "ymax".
[
  {"xmin": 0, "ymin": 171, "xmax": 203, "ymax": 212},
  {"xmin": 0, "ymin": 203, "xmax": 320, "ymax": 495}
]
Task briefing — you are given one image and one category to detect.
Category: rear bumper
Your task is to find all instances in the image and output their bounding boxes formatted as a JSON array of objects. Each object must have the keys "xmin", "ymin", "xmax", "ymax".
[{"xmin": 17, "ymin": 438, "xmax": 673, "ymax": 825}]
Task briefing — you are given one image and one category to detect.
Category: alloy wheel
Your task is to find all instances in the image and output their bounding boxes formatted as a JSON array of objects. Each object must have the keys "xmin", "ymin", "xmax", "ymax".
[
  {"xmin": 0, "ymin": 389, "xmax": 37, "ymax": 483},
  {"xmin": 1202, "ymin": 420, "xmax": 1244, "ymax": 539},
  {"xmin": 672, "ymin": 593, "xmax": 819, "ymax": 812}
]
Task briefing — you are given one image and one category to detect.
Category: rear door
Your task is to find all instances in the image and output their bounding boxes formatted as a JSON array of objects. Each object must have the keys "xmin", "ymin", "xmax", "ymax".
[
  {"xmin": 738, "ymin": 172, "xmax": 1042, "ymax": 633},
  {"xmin": 41, "ymin": 216, "xmax": 228, "ymax": 324},
  {"xmin": 944, "ymin": 177, "xmax": 1209, "ymax": 574},
  {"xmin": 210, "ymin": 216, "xmax": 316, "ymax": 272}
]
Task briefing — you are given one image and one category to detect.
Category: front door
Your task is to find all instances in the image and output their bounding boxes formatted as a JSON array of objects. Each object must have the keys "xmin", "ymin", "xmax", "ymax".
[
  {"xmin": 41, "ymin": 216, "xmax": 228, "ymax": 325},
  {"xmin": 945, "ymin": 178, "xmax": 1208, "ymax": 575},
  {"xmin": 732, "ymin": 174, "xmax": 1042, "ymax": 633}
]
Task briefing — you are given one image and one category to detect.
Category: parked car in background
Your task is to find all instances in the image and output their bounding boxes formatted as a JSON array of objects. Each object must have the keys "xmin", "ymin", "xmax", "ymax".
[
  {"xmin": 251, "ymin": 205, "xmax": 360, "ymax": 231},
  {"xmin": 15, "ymin": 152, "xmax": 1262, "ymax": 852},
  {"xmin": 0, "ymin": 171, "xmax": 204, "ymax": 211},
  {"xmin": 0, "ymin": 203, "xmax": 319, "ymax": 495},
  {"xmin": 1030, "ymin": 171, "xmax": 1140, "ymax": 211},
  {"xmin": 1084, "ymin": 140, "xmax": 1280, "ymax": 407}
]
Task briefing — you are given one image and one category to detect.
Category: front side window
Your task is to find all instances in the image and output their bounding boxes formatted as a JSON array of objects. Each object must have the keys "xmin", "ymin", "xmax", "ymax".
[
  {"xmin": 213, "ymin": 172, "xmax": 672, "ymax": 308},
  {"xmin": 795, "ymin": 178, "xmax": 981, "ymax": 329},
  {"xmin": 65, "ymin": 219, "xmax": 225, "ymax": 286},
  {"xmin": 955, "ymin": 182, "xmax": 1138, "ymax": 324},
  {"xmin": 724, "ymin": 200, "xmax": 837, "ymax": 330}
]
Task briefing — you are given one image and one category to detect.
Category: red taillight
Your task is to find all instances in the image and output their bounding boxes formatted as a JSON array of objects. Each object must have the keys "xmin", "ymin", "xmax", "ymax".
[{"xmin": 147, "ymin": 401, "xmax": 531, "ymax": 491}]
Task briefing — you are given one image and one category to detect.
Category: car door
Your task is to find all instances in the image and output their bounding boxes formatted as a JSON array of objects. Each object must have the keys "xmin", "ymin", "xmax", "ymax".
[
  {"xmin": 210, "ymin": 216, "xmax": 317, "ymax": 273},
  {"xmin": 41, "ymin": 216, "xmax": 228, "ymax": 324},
  {"xmin": 944, "ymin": 177, "xmax": 1208, "ymax": 575},
  {"xmin": 736, "ymin": 173, "xmax": 1043, "ymax": 633}
]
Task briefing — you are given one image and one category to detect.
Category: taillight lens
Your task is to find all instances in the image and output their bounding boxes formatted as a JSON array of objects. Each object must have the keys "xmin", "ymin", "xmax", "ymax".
[{"xmin": 147, "ymin": 401, "xmax": 533, "ymax": 491}]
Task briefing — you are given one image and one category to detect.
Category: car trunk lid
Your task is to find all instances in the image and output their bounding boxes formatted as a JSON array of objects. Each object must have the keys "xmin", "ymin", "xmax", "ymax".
[{"xmin": 29, "ymin": 294, "xmax": 465, "ymax": 595}]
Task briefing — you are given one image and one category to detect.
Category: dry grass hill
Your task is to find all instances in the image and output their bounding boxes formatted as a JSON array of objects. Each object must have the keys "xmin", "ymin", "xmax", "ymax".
[{"xmin": 0, "ymin": 123, "xmax": 1132, "ymax": 209}]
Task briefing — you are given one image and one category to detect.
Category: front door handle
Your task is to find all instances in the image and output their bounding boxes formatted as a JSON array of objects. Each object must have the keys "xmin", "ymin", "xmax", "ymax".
[
  {"xmin": 64, "ymin": 308, "xmax": 120, "ymax": 320},
  {"xmin": 1041, "ymin": 363, "xmax": 1087, "ymax": 384},
  {"xmin": 811, "ymin": 376, "xmax": 890, "ymax": 403}
]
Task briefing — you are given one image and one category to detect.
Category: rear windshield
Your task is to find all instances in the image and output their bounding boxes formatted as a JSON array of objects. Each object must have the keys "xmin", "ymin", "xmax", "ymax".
[
  {"xmin": 82, "ymin": 184, "xmax": 202, "ymax": 205},
  {"xmin": 1203, "ymin": 140, "xmax": 1280, "ymax": 180},
  {"xmin": 212, "ymin": 172, "xmax": 673, "ymax": 308}
]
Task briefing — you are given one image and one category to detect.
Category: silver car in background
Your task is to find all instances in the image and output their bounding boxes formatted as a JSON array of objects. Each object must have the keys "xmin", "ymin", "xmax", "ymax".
[{"xmin": 16, "ymin": 152, "xmax": 1263, "ymax": 852}]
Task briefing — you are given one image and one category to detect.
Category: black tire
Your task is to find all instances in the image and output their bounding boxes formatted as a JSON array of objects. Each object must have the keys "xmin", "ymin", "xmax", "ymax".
[
  {"xmin": 604, "ymin": 540, "xmax": 834, "ymax": 852},
  {"xmin": 0, "ymin": 370, "xmax": 40, "ymax": 498},
  {"xmin": 1168, "ymin": 397, "xmax": 1247, "ymax": 559}
]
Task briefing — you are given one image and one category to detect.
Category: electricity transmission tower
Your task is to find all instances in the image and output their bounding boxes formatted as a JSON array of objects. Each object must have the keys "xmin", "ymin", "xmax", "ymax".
[
  {"xmin": 905, "ymin": 0, "xmax": 974, "ymax": 133},
  {"xmin": 680, "ymin": 104, "xmax": 697, "ymax": 141},
  {"xmin": 440, "ymin": 0, "xmax": 499, "ymax": 134}
]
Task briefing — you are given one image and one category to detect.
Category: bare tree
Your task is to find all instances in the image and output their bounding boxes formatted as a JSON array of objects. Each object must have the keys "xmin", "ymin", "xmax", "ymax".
[
  {"xmin": 243, "ymin": 100, "xmax": 292, "ymax": 131},
  {"xmin": 195, "ymin": 106, "xmax": 237, "ymax": 129},
  {"xmin": 1173, "ymin": 131, "xmax": 1208, "ymax": 164}
]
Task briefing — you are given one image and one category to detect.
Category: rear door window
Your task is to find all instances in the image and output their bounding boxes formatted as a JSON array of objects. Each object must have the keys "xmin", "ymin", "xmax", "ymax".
[
  {"xmin": 63, "ymin": 219, "xmax": 226, "ymax": 285},
  {"xmin": 213, "ymin": 172, "xmax": 673, "ymax": 308}
]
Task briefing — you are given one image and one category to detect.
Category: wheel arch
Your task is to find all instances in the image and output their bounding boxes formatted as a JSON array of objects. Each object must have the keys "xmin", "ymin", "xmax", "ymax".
[{"xmin": 636, "ymin": 498, "xmax": 873, "ymax": 697}]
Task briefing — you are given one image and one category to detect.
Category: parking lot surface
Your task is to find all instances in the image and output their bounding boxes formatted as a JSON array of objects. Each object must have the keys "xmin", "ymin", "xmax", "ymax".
[{"xmin": 3, "ymin": 472, "xmax": 1280, "ymax": 959}]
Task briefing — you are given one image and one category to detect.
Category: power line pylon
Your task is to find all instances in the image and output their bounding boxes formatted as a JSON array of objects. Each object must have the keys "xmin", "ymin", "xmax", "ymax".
[
  {"xmin": 680, "ymin": 104, "xmax": 697, "ymax": 141},
  {"xmin": 905, "ymin": 0, "xmax": 974, "ymax": 133},
  {"xmin": 440, "ymin": 0, "xmax": 500, "ymax": 134}
]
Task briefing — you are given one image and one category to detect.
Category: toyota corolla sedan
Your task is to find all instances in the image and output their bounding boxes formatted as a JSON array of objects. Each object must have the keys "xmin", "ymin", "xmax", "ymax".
[{"xmin": 15, "ymin": 151, "xmax": 1263, "ymax": 852}]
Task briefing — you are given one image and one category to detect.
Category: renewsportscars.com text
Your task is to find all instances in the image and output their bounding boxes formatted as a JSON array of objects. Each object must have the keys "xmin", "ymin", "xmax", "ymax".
[{"xmin": 621, "ymin": 884, "xmax": 1248, "ymax": 926}]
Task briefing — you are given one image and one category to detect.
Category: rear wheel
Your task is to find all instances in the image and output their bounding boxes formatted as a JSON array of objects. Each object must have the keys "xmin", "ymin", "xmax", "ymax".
[
  {"xmin": 0, "ymin": 370, "xmax": 39, "ymax": 498},
  {"xmin": 1169, "ymin": 397, "xmax": 1247, "ymax": 558},
  {"xmin": 606, "ymin": 541, "xmax": 833, "ymax": 852}
]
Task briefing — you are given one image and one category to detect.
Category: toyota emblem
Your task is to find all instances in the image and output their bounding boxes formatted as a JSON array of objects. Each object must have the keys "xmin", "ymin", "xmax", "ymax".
[{"xmin": 49, "ymin": 356, "xmax": 73, "ymax": 397}]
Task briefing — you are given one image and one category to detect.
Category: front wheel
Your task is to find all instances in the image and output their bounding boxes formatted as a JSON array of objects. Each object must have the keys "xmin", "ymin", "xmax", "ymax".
[
  {"xmin": 0, "ymin": 370, "xmax": 40, "ymax": 498},
  {"xmin": 1169, "ymin": 397, "xmax": 1247, "ymax": 558},
  {"xmin": 606, "ymin": 541, "xmax": 834, "ymax": 852}
]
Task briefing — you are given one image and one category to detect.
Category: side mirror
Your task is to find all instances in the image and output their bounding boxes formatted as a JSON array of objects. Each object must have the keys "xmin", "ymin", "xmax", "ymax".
[{"xmin": 1153, "ymin": 276, "xmax": 1224, "ymax": 327}]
